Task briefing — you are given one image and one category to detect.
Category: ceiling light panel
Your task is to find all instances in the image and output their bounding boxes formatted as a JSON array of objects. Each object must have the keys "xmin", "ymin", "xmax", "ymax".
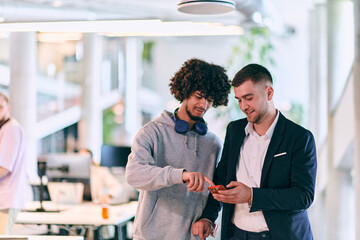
[{"xmin": 0, "ymin": 19, "xmax": 243, "ymax": 37}]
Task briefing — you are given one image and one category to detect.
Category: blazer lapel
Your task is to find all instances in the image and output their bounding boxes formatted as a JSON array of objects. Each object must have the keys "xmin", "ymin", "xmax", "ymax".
[
  {"xmin": 229, "ymin": 121, "xmax": 246, "ymax": 181},
  {"xmin": 260, "ymin": 113, "xmax": 286, "ymax": 186}
]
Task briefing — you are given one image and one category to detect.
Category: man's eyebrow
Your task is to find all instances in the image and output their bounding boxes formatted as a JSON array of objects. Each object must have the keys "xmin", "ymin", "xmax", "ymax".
[{"xmin": 235, "ymin": 93, "xmax": 253, "ymax": 99}]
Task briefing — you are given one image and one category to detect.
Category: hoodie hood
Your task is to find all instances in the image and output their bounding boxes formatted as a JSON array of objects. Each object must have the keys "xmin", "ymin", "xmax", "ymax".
[
  {"xmin": 153, "ymin": 110, "xmax": 176, "ymax": 127},
  {"xmin": 154, "ymin": 110, "xmax": 202, "ymax": 155}
]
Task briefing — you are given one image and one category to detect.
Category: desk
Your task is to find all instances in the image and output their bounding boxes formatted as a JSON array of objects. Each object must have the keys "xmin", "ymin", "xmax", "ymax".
[
  {"xmin": 0, "ymin": 235, "xmax": 83, "ymax": 240},
  {"xmin": 16, "ymin": 201, "xmax": 137, "ymax": 240}
]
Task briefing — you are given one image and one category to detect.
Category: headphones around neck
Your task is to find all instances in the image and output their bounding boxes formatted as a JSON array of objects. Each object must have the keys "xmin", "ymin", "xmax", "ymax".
[{"xmin": 171, "ymin": 108, "xmax": 207, "ymax": 135}]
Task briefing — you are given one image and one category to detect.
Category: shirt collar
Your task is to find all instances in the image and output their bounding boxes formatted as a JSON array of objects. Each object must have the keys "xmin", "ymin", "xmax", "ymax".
[{"xmin": 245, "ymin": 110, "xmax": 280, "ymax": 139}]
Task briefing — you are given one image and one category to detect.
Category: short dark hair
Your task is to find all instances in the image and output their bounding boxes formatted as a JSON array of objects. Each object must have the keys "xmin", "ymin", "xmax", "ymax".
[
  {"xmin": 169, "ymin": 58, "xmax": 231, "ymax": 107},
  {"xmin": 232, "ymin": 63, "xmax": 273, "ymax": 87}
]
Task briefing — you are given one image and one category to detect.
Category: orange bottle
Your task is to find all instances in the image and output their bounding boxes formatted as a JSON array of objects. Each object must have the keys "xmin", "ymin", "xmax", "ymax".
[{"xmin": 102, "ymin": 204, "xmax": 109, "ymax": 219}]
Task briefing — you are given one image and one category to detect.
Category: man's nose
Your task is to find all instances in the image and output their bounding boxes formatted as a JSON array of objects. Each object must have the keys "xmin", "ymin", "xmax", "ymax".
[
  {"xmin": 202, "ymin": 99, "xmax": 212, "ymax": 109},
  {"xmin": 198, "ymin": 98, "xmax": 207, "ymax": 108},
  {"xmin": 205, "ymin": 99, "xmax": 212, "ymax": 108},
  {"xmin": 239, "ymin": 101, "xmax": 247, "ymax": 111}
]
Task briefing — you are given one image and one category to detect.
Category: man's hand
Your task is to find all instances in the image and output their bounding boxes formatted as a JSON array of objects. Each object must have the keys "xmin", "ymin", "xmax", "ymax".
[
  {"xmin": 192, "ymin": 219, "xmax": 213, "ymax": 240},
  {"xmin": 211, "ymin": 181, "xmax": 251, "ymax": 204},
  {"xmin": 182, "ymin": 171, "xmax": 214, "ymax": 192}
]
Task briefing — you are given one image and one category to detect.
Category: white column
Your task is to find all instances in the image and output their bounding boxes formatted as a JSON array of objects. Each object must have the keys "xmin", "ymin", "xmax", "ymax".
[
  {"xmin": 326, "ymin": 1, "xmax": 355, "ymax": 239},
  {"xmin": 78, "ymin": 33, "xmax": 103, "ymax": 161},
  {"xmin": 309, "ymin": 4, "xmax": 328, "ymax": 143},
  {"xmin": 308, "ymin": 5, "xmax": 328, "ymax": 240},
  {"xmin": 309, "ymin": 7, "xmax": 321, "ymax": 139},
  {"xmin": 353, "ymin": 0, "xmax": 360, "ymax": 238},
  {"xmin": 9, "ymin": 32, "xmax": 38, "ymax": 181},
  {"xmin": 123, "ymin": 37, "xmax": 142, "ymax": 145}
]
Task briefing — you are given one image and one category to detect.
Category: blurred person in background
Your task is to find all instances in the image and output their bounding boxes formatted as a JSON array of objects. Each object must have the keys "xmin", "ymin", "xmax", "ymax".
[
  {"xmin": 78, "ymin": 148, "xmax": 132, "ymax": 205},
  {"xmin": 0, "ymin": 91, "xmax": 27, "ymax": 234},
  {"xmin": 79, "ymin": 148, "xmax": 134, "ymax": 239}
]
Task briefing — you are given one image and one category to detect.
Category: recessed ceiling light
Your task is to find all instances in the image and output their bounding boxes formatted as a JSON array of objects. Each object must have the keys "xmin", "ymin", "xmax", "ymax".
[{"xmin": 177, "ymin": 0, "xmax": 235, "ymax": 15}]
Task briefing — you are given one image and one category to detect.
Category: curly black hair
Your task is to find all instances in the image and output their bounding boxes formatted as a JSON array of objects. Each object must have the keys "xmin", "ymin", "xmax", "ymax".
[{"xmin": 169, "ymin": 58, "xmax": 231, "ymax": 107}]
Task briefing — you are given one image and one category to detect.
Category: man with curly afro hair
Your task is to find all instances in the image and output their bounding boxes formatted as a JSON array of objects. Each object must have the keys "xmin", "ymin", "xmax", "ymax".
[{"xmin": 126, "ymin": 58, "xmax": 231, "ymax": 240}]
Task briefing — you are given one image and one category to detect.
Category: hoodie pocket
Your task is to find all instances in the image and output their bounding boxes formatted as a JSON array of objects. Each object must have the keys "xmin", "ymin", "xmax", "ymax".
[{"xmin": 141, "ymin": 195, "xmax": 159, "ymax": 228}]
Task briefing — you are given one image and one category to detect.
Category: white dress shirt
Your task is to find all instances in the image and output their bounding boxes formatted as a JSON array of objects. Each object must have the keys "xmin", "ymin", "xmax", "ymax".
[{"xmin": 232, "ymin": 111, "xmax": 279, "ymax": 232}]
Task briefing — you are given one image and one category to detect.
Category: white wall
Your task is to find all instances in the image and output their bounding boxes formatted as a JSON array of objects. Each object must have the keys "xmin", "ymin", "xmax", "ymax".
[
  {"xmin": 141, "ymin": 13, "xmax": 313, "ymax": 136},
  {"xmin": 150, "ymin": 36, "xmax": 239, "ymax": 106}
]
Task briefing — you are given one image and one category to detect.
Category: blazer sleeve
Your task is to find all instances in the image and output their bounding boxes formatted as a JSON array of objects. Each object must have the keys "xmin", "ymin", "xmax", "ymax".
[
  {"xmin": 199, "ymin": 123, "xmax": 234, "ymax": 222},
  {"xmin": 251, "ymin": 129, "xmax": 317, "ymax": 212}
]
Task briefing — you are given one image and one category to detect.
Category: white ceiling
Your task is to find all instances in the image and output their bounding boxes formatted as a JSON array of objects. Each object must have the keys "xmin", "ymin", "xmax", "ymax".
[
  {"xmin": 0, "ymin": 0, "xmax": 322, "ymax": 35},
  {"xmin": 0, "ymin": 0, "xmax": 244, "ymax": 24}
]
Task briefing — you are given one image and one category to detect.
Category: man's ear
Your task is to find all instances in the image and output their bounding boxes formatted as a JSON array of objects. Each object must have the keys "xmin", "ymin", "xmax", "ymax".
[{"xmin": 266, "ymin": 86, "xmax": 274, "ymax": 100}]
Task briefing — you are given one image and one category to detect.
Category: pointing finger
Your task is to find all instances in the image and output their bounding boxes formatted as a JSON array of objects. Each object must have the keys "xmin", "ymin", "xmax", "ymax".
[{"xmin": 204, "ymin": 176, "xmax": 215, "ymax": 186}]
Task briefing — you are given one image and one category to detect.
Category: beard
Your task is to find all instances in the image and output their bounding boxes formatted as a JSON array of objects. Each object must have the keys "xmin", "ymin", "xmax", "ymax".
[
  {"xmin": 0, "ymin": 114, "xmax": 8, "ymax": 123},
  {"xmin": 0, "ymin": 115, "xmax": 9, "ymax": 125},
  {"xmin": 250, "ymin": 114, "xmax": 262, "ymax": 124},
  {"xmin": 186, "ymin": 105, "xmax": 204, "ymax": 121},
  {"xmin": 247, "ymin": 105, "xmax": 268, "ymax": 124}
]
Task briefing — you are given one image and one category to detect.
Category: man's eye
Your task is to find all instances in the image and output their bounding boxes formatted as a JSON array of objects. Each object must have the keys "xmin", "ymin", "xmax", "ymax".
[{"xmin": 245, "ymin": 97, "xmax": 252, "ymax": 101}]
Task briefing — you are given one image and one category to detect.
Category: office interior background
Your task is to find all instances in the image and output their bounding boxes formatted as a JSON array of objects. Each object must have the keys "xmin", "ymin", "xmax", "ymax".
[{"xmin": 0, "ymin": 0, "xmax": 359, "ymax": 239}]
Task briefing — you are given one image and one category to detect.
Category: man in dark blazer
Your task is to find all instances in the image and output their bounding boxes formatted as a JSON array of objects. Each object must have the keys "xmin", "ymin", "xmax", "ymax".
[{"xmin": 192, "ymin": 63, "xmax": 317, "ymax": 240}]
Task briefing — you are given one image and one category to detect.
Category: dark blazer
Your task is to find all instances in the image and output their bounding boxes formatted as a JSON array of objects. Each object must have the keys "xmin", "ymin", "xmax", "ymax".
[{"xmin": 200, "ymin": 112, "xmax": 317, "ymax": 240}]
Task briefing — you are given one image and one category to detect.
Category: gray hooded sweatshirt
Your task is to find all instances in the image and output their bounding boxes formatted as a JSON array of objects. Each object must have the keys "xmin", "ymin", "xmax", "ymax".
[{"xmin": 126, "ymin": 110, "xmax": 222, "ymax": 240}]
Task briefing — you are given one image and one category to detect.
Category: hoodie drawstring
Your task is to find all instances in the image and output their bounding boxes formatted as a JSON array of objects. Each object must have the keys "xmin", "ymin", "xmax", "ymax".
[
  {"xmin": 194, "ymin": 134, "xmax": 198, "ymax": 156},
  {"xmin": 183, "ymin": 133, "xmax": 198, "ymax": 156}
]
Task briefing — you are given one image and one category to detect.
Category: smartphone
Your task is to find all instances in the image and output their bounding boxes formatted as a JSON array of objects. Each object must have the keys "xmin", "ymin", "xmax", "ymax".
[{"xmin": 208, "ymin": 185, "xmax": 226, "ymax": 194}]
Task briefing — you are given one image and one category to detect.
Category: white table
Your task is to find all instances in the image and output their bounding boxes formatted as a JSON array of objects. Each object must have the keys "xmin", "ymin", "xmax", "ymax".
[
  {"xmin": 0, "ymin": 236, "xmax": 83, "ymax": 240},
  {"xmin": 16, "ymin": 201, "xmax": 138, "ymax": 240}
]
